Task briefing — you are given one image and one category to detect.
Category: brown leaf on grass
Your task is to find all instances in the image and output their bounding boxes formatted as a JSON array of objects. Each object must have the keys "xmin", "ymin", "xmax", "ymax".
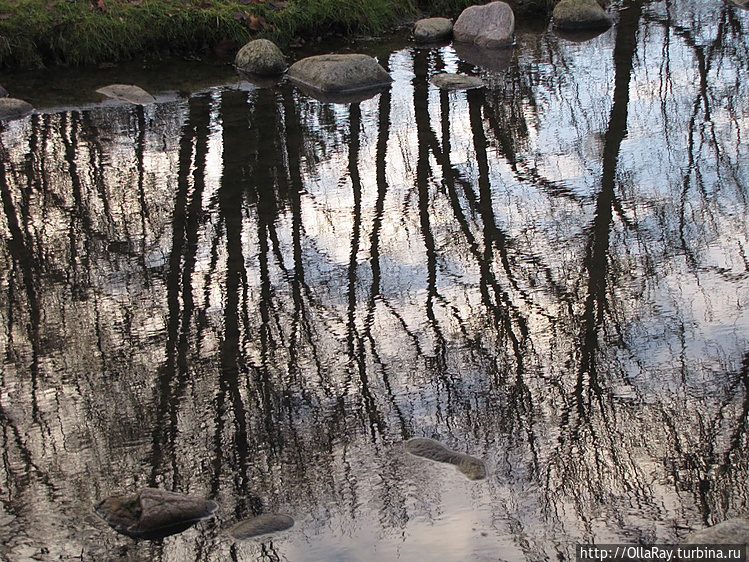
[
  {"xmin": 239, "ymin": 0, "xmax": 263, "ymax": 4},
  {"xmin": 233, "ymin": 10, "xmax": 247, "ymax": 20},
  {"xmin": 248, "ymin": 14, "xmax": 266, "ymax": 30},
  {"xmin": 94, "ymin": 0, "xmax": 106, "ymax": 11},
  {"xmin": 268, "ymin": 0, "xmax": 288, "ymax": 9}
]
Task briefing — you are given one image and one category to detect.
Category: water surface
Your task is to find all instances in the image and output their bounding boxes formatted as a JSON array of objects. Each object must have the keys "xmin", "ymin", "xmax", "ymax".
[{"xmin": 1, "ymin": 1, "xmax": 748, "ymax": 560}]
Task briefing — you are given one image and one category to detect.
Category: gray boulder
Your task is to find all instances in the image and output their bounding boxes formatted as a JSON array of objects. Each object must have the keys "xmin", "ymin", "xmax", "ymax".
[
  {"xmin": 235, "ymin": 39, "xmax": 287, "ymax": 75},
  {"xmin": 0, "ymin": 98, "xmax": 34, "ymax": 121},
  {"xmin": 287, "ymin": 54, "xmax": 392, "ymax": 95},
  {"xmin": 430, "ymin": 73, "xmax": 484, "ymax": 90},
  {"xmin": 682, "ymin": 517, "xmax": 749, "ymax": 545},
  {"xmin": 413, "ymin": 17, "xmax": 454, "ymax": 43},
  {"xmin": 553, "ymin": 0, "xmax": 612, "ymax": 30},
  {"xmin": 453, "ymin": 1, "xmax": 515, "ymax": 49},
  {"xmin": 96, "ymin": 84, "xmax": 156, "ymax": 105}
]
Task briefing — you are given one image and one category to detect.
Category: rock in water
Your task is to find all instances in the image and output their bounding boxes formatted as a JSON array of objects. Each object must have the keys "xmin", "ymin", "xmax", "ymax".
[
  {"xmin": 235, "ymin": 39, "xmax": 287, "ymax": 75},
  {"xmin": 229, "ymin": 513, "xmax": 295, "ymax": 540},
  {"xmin": 287, "ymin": 54, "xmax": 392, "ymax": 96},
  {"xmin": 430, "ymin": 73, "xmax": 485, "ymax": 91},
  {"xmin": 453, "ymin": 1, "xmax": 515, "ymax": 49},
  {"xmin": 682, "ymin": 517, "xmax": 749, "ymax": 545},
  {"xmin": 553, "ymin": 0, "xmax": 612, "ymax": 30},
  {"xmin": 405, "ymin": 437, "xmax": 487, "ymax": 480},
  {"xmin": 94, "ymin": 488, "xmax": 218, "ymax": 540},
  {"xmin": 413, "ymin": 18, "xmax": 454, "ymax": 43},
  {"xmin": 0, "ymin": 98, "xmax": 34, "ymax": 121},
  {"xmin": 96, "ymin": 84, "xmax": 156, "ymax": 105}
]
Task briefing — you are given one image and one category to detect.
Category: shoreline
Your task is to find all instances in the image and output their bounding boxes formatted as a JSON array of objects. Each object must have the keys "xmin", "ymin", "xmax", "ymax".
[{"xmin": 0, "ymin": 0, "xmax": 554, "ymax": 72}]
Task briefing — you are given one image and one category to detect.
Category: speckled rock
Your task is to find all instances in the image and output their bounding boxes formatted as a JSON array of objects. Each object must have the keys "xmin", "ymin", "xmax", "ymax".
[
  {"xmin": 413, "ymin": 17, "xmax": 454, "ymax": 43},
  {"xmin": 553, "ymin": 0, "xmax": 612, "ymax": 30},
  {"xmin": 235, "ymin": 39, "xmax": 287, "ymax": 75}
]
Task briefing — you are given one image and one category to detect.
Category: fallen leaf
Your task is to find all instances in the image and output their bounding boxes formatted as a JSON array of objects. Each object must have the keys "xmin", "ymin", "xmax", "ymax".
[
  {"xmin": 248, "ymin": 14, "xmax": 266, "ymax": 30},
  {"xmin": 268, "ymin": 0, "xmax": 288, "ymax": 9},
  {"xmin": 95, "ymin": 0, "xmax": 106, "ymax": 11},
  {"xmin": 233, "ymin": 10, "xmax": 246, "ymax": 20}
]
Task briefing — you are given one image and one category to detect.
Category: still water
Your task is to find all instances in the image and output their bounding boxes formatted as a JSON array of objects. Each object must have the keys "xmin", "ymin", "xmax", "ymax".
[{"xmin": 1, "ymin": 1, "xmax": 748, "ymax": 560}]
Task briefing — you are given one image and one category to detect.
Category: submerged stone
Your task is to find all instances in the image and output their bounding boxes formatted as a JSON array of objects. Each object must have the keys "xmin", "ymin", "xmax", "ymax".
[
  {"xmin": 405, "ymin": 438, "xmax": 487, "ymax": 480},
  {"xmin": 94, "ymin": 488, "xmax": 218, "ymax": 540},
  {"xmin": 682, "ymin": 517, "xmax": 749, "ymax": 545},
  {"xmin": 229, "ymin": 513, "xmax": 294, "ymax": 540},
  {"xmin": 0, "ymin": 98, "xmax": 34, "ymax": 121},
  {"xmin": 96, "ymin": 84, "xmax": 156, "ymax": 105},
  {"xmin": 430, "ymin": 73, "xmax": 485, "ymax": 91}
]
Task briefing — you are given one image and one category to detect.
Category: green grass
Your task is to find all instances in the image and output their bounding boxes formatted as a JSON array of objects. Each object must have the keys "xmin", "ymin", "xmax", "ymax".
[{"xmin": 0, "ymin": 0, "xmax": 553, "ymax": 70}]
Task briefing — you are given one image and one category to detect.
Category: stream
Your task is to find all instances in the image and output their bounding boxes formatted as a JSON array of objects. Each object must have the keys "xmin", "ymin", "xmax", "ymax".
[{"xmin": 1, "ymin": 1, "xmax": 748, "ymax": 560}]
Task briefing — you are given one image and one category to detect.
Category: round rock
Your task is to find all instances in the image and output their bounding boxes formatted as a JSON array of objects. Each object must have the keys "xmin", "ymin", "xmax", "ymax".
[
  {"xmin": 413, "ymin": 17, "xmax": 454, "ymax": 43},
  {"xmin": 453, "ymin": 1, "xmax": 515, "ymax": 49},
  {"xmin": 235, "ymin": 39, "xmax": 287, "ymax": 76},
  {"xmin": 430, "ymin": 73, "xmax": 485, "ymax": 90},
  {"xmin": 287, "ymin": 54, "xmax": 392, "ymax": 94},
  {"xmin": 0, "ymin": 98, "xmax": 34, "ymax": 121},
  {"xmin": 553, "ymin": 0, "xmax": 612, "ymax": 30}
]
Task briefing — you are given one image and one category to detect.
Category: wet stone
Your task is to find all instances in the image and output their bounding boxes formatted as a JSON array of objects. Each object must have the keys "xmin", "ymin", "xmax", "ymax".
[
  {"xmin": 0, "ymin": 98, "xmax": 34, "ymax": 121},
  {"xmin": 405, "ymin": 438, "xmax": 486, "ymax": 480},
  {"xmin": 682, "ymin": 517, "xmax": 749, "ymax": 545},
  {"xmin": 96, "ymin": 84, "xmax": 156, "ymax": 105},
  {"xmin": 94, "ymin": 488, "xmax": 218, "ymax": 540},
  {"xmin": 229, "ymin": 513, "xmax": 295, "ymax": 540},
  {"xmin": 430, "ymin": 73, "xmax": 485, "ymax": 91}
]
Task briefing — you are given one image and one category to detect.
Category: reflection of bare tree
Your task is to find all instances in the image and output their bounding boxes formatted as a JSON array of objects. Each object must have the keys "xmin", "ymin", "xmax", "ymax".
[{"xmin": 1, "ymin": 4, "xmax": 749, "ymax": 558}]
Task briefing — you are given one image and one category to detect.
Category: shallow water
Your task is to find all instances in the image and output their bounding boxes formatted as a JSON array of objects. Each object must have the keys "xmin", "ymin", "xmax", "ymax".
[{"xmin": 1, "ymin": 1, "xmax": 748, "ymax": 560}]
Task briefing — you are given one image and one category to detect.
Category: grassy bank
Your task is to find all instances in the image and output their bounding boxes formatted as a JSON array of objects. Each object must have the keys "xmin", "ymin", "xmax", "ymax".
[{"xmin": 0, "ymin": 0, "xmax": 552, "ymax": 71}]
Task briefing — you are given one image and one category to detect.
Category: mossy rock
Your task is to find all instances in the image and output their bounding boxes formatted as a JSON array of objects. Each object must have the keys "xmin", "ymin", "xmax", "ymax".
[{"xmin": 235, "ymin": 39, "xmax": 287, "ymax": 76}]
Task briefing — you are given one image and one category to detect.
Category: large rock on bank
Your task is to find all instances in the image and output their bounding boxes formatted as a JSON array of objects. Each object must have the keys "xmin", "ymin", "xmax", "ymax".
[
  {"xmin": 287, "ymin": 54, "xmax": 392, "ymax": 96},
  {"xmin": 235, "ymin": 39, "xmax": 287, "ymax": 75},
  {"xmin": 413, "ymin": 17, "xmax": 454, "ymax": 43},
  {"xmin": 453, "ymin": 1, "xmax": 515, "ymax": 49},
  {"xmin": 553, "ymin": 0, "xmax": 612, "ymax": 30}
]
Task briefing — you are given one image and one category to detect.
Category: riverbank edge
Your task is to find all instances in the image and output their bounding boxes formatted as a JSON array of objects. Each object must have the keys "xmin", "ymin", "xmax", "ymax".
[{"xmin": 0, "ymin": 0, "xmax": 554, "ymax": 71}]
